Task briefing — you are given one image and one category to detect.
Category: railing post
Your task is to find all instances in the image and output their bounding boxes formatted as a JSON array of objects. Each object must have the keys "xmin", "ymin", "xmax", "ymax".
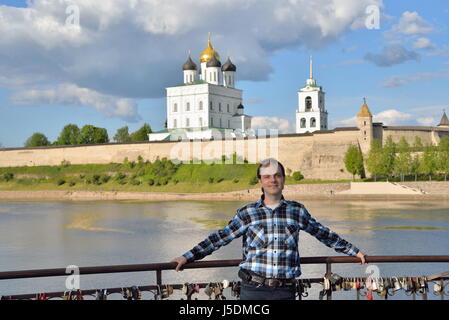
[
  {"xmin": 326, "ymin": 262, "xmax": 332, "ymax": 300},
  {"xmin": 156, "ymin": 270, "xmax": 162, "ymax": 287}
]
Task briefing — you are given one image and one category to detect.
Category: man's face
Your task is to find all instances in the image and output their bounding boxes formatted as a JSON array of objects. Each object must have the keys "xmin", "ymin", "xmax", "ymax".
[{"xmin": 259, "ymin": 163, "xmax": 285, "ymax": 196}]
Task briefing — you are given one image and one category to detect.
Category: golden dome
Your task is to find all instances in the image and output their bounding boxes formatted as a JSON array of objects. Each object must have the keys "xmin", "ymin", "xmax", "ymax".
[
  {"xmin": 358, "ymin": 103, "xmax": 373, "ymax": 118},
  {"xmin": 200, "ymin": 33, "xmax": 220, "ymax": 63}
]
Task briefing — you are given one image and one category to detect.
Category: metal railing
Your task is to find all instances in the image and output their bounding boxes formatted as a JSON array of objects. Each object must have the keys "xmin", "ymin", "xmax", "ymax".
[{"xmin": 1, "ymin": 255, "xmax": 448, "ymax": 300}]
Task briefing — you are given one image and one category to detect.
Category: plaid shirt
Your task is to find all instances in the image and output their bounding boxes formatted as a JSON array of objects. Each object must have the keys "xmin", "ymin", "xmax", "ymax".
[{"xmin": 183, "ymin": 195, "xmax": 360, "ymax": 279}]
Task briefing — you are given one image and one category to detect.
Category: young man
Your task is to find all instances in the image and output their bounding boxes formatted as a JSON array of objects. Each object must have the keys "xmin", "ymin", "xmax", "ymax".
[{"xmin": 172, "ymin": 158, "xmax": 366, "ymax": 300}]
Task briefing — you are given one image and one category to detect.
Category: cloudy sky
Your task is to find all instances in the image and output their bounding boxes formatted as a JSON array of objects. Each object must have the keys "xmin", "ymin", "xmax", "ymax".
[{"xmin": 0, "ymin": 0, "xmax": 448, "ymax": 147}]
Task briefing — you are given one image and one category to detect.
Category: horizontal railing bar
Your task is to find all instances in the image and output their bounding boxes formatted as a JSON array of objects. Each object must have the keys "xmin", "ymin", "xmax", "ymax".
[
  {"xmin": 4, "ymin": 276, "xmax": 449, "ymax": 300},
  {"xmin": 1, "ymin": 256, "xmax": 448, "ymax": 280}
]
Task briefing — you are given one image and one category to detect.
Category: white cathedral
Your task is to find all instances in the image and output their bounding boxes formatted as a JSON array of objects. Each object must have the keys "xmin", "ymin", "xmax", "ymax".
[
  {"xmin": 148, "ymin": 36, "xmax": 328, "ymax": 141},
  {"xmin": 149, "ymin": 35, "xmax": 252, "ymax": 141}
]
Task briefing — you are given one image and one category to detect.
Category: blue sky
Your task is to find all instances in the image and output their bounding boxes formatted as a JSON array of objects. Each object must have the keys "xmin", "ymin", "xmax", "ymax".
[{"xmin": 0, "ymin": 0, "xmax": 448, "ymax": 148}]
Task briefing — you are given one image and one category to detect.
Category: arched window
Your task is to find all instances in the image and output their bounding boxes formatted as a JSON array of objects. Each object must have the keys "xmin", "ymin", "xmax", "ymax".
[
  {"xmin": 300, "ymin": 118, "xmax": 306, "ymax": 128},
  {"xmin": 219, "ymin": 103, "xmax": 222, "ymax": 112},
  {"xmin": 199, "ymin": 101, "xmax": 203, "ymax": 110},
  {"xmin": 305, "ymin": 97, "xmax": 312, "ymax": 111},
  {"xmin": 210, "ymin": 117, "xmax": 214, "ymax": 126},
  {"xmin": 173, "ymin": 103, "xmax": 178, "ymax": 112},
  {"xmin": 186, "ymin": 102, "xmax": 190, "ymax": 111},
  {"xmin": 219, "ymin": 118, "xmax": 222, "ymax": 127},
  {"xmin": 311, "ymin": 118, "xmax": 316, "ymax": 127},
  {"xmin": 199, "ymin": 117, "xmax": 203, "ymax": 127},
  {"xmin": 228, "ymin": 120, "xmax": 230, "ymax": 127},
  {"xmin": 227, "ymin": 104, "xmax": 230, "ymax": 113},
  {"xmin": 186, "ymin": 118, "xmax": 190, "ymax": 127},
  {"xmin": 210, "ymin": 101, "xmax": 213, "ymax": 110},
  {"xmin": 173, "ymin": 119, "xmax": 177, "ymax": 128}
]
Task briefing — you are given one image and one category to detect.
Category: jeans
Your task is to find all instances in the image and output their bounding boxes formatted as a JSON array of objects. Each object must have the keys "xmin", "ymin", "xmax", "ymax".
[{"xmin": 240, "ymin": 281, "xmax": 297, "ymax": 300}]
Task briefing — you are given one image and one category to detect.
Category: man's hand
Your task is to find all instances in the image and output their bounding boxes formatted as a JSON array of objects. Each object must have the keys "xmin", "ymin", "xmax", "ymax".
[
  {"xmin": 171, "ymin": 256, "xmax": 187, "ymax": 272},
  {"xmin": 356, "ymin": 251, "xmax": 367, "ymax": 265}
]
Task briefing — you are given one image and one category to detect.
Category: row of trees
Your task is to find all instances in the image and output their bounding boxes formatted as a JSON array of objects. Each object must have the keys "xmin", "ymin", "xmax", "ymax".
[
  {"xmin": 24, "ymin": 123, "xmax": 152, "ymax": 147},
  {"xmin": 344, "ymin": 136, "xmax": 449, "ymax": 181}
]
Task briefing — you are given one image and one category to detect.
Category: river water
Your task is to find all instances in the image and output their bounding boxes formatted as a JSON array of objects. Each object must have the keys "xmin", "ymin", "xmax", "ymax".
[{"xmin": 0, "ymin": 199, "xmax": 448, "ymax": 300}]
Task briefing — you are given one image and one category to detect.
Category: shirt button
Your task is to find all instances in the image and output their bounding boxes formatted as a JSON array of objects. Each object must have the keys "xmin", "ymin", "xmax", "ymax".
[
  {"xmin": 274, "ymin": 250, "xmax": 277, "ymax": 253},
  {"xmin": 274, "ymin": 237, "xmax": 277, "ymax": 240}
]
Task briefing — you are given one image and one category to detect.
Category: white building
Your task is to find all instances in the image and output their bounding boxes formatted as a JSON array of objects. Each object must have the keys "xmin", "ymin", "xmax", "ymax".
[
  {"xmin": 149, "ymin": 35, "xmax": 252, "ymax": 142},
  {"xmin": 296, "ymin": 57, "xmax": 328, "ymax": 134}
]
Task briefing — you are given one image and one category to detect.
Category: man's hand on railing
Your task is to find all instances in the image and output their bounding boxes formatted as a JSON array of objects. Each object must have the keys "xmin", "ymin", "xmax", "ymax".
[
  {"xmin": 356, "ymin": 251, "xmax": 367, "ymax": 265},
  {"xmin": 171, "ymin": 256, "xmax": 187, "ymax": 272}
]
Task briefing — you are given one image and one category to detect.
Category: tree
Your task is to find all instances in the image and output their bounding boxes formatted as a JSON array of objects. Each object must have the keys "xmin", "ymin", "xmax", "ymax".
[
  {"xmin": 380, "ymin": 136, "xmax": 396, "ymax": 181},
  {"xmin": 344, "ymin": 144, "xmax": 364, "ymax": 181},
  {"xmin": 130, "ymin": 123, "xmax": 152, "ymax": 142},
  {"xmin": 56, "ymin": 124, "xmax": 80, "ymax": 145},
  {"xmin": 24, "ymin": 133, "xmax": 50, "ymax": 147},
  {"xmin": 79, "ymin": 125, "xmax": 109, "ymax": 144},
  {"xmin": 365, "ymin": 139, "xmax": 383, "ymax": 181},
  {"xmin": 393, "ymin": 137, "xmax": 412, "ymax": 182},
  {"xmin": 420, "ymin": 145, "xmax": 437, "ymax": 181},
  {"xmin": 413, "ymin": 136, "xmax": 423, "ymax": 152},
  {"xmin": 437, "ymin": 136, "xmax": 449, "ymax": 181},
  {"xmin": 113, "ymin": 126, "xmax": 131, "ymax": 143},
  {"xmin": 409, "ymin": 153, "xmax": 421, "ymax": 181}
]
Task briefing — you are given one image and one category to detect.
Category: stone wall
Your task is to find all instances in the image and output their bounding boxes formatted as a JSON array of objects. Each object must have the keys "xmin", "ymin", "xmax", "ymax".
[
  {"xmin": 0, "ymin": 126, "xmax": 445, "ymax": 181},
  {"xmin": 0, "ymin": 130, "xmax": 360, "ymax": 180}
]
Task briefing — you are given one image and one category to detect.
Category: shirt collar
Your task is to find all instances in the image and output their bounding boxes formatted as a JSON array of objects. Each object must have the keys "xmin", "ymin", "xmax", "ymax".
[{"xmin": 257, "ymin": 193, "xmax": 286, "ymax": 208}]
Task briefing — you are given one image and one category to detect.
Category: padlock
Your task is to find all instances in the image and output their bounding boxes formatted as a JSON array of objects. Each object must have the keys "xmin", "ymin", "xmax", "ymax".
[
  {"xmin": 204, "ymin": 283, "xmax": 213, "ymax": 300},
  {"xmin": 393, "ymin": 277, "xmax": 402, "ymax": 291},
  {"xmin": 131, "ymin": 286, "xmax": 141, "ymax": 300},
  {"xmin": 366, "ymin": 289, "xmax": 373, "ymax": 300},
  {"xmin": 222, "ymin": 279, "xmax": 229, "ymax": 289},
  {"xmin": 194, "ymin": 284, "xmax": 200, "ymax": 294},
  {"xmin": 231, "ymin": 281, "xmax": 241, "ymax": 298},
  {"xmin": 433, "ymin": 280, "xmax": 443, "ymax": 293}
]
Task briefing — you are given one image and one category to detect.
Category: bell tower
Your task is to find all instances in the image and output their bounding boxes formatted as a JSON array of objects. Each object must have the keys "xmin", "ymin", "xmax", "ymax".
[{"xmin": 296, "ymin": 56, "xmax": 328, "ymax": 134}]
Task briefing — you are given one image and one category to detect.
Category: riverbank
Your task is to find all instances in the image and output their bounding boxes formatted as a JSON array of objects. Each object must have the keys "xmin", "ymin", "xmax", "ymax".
[{"xmin": 1, "ymin": 182, "xmax": 449, "ymax": 201}]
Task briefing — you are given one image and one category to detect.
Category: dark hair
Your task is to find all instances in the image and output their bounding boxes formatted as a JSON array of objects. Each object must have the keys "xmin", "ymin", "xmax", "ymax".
[
  {"xmin": 257, "ymin": 158, "xmax": 285, "ymax": 179},
  {"xmin": 257, "ymin": 158, "xmax": 285, "ymax": 194}
]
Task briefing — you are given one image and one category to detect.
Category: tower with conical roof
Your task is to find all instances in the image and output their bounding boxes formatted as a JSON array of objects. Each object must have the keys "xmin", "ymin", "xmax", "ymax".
[
  {"xmin": 438, "ymin": 110, "xmax": 449, "ymax": 127},
  {"xmin": 149, "ymin": 34, "xmax": 252, "ymax": 141},
  {"xmin": 296, "ymin": 56, "xmax": 328, "ymax": 134},
  {"xmin": 357, "ymin": 98, "xmax": 374, "ymax": 154}
]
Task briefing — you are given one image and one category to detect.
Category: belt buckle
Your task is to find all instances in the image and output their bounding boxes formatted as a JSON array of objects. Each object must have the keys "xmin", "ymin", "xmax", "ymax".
[{"xmin": 267, "ymin": 279, "xmax": 282, "ymax": 287}]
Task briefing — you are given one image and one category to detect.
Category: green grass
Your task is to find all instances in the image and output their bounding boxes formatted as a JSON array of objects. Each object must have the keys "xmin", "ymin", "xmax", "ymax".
[{"xmin": 0, "ymin": 160, "xmax": 359, "ymax": 193}]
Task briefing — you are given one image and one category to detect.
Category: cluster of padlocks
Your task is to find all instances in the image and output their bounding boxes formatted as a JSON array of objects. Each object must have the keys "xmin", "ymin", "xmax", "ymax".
[
  {"xmin": 1, "ymin": 275, "xmax": 447, "ymax": 300},
  {"xmin": 319, "ymin": 273, "xmax": 448, "ymax": 300}
]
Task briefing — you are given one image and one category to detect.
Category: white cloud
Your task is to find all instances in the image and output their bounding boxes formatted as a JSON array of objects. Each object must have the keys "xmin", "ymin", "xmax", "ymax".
[
  {"xmin": 416, "ymin": 117, "xmax": 436, "ymax": 126},
  {"xmin": 364, "ymin": 45, "xmax": 420, "ymax": 67},
  {"xmin": 9, "ymin": 84, "xmax": 141, "ymax": 122},
  {"xmin": 335, "ymin": 109, "xmax": 412, "ymax": 127},
  {"xmin": 413, "ymin": 37, "xmax": 435, "ymax": 50},
  {"xmin": 251, "ymin": 116, "xmax": 295, "ymax": 133},
  {"xmin": 373, "ymin": 109, "xmax": 412, "ymax": 125},
  {"xmin": 380, "ymin": 69, "xmax": 449, "ymax": 88},
  {"xmin": 333, "ymin": 116, "xmax": 357, "ymax": 127},
  {"xmin": 0, "ymin": 0, "xmax": 382, "ymax": 101},
  {"xmin": 392, "ymin": 11, "xmax": 434, "ymax": 35}
]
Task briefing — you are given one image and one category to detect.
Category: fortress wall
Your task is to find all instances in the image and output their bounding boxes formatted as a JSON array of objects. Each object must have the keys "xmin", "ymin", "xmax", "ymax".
[
  {"xmin": 382, "ymin": 128, "xmax": 434, "ymax": 145},
  {"xmin": 0, "ymin": 130, "xmax": 360, "ymax": 180}
]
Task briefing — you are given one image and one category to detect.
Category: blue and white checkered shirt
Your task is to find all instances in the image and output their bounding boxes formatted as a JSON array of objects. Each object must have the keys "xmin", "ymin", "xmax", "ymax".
[{"xmin": 183, "ymin": 195, "xmax": 360, "ymax": 279}]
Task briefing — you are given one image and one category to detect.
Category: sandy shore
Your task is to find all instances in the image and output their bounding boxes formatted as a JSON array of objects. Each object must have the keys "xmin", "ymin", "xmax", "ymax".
[{"xmin": 1, "ymin": 182, "xmax": 449, "ymax": 201}]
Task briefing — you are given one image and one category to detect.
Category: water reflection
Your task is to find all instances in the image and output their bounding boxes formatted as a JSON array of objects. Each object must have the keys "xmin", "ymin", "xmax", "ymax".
[{"xmin": 0, "ymin": 199, "xmax": 448, "ymax": 299}]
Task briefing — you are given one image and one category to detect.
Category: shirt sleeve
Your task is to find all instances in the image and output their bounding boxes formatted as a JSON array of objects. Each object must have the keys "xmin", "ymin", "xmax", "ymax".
[
  {"xmin": 182, "ymin": 209, "xmax": 248, "ymax": 263},
  {"xmin": 299, "ymin": 206, "xmax": 360, "ymax": 257}
]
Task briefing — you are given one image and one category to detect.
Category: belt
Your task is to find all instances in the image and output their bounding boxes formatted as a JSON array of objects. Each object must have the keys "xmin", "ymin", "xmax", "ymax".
[{"xmin": 239, "ymin": 269, "xmax": 296, "ymax": 288}]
